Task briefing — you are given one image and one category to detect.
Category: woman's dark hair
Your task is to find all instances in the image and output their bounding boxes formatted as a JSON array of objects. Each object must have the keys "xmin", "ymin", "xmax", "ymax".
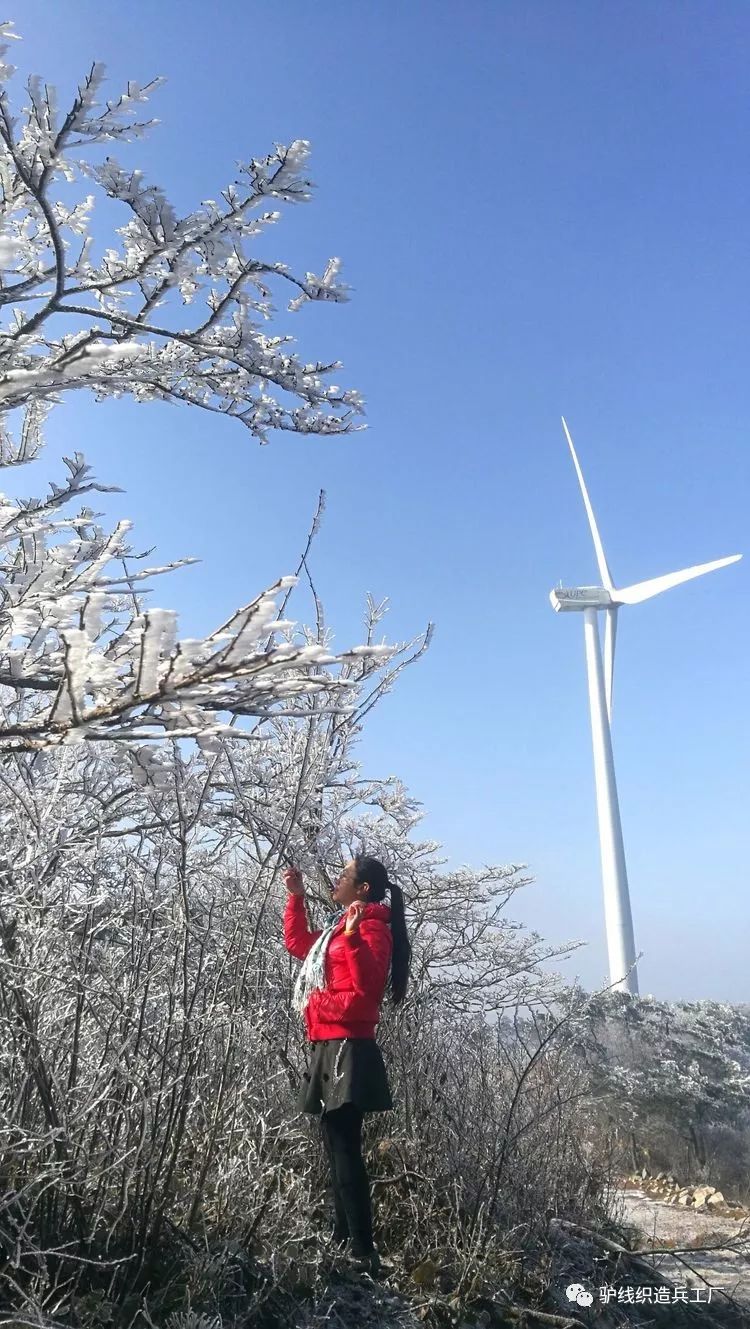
[{"xmin": 353, "ymin": 854, "xmax": 411, "ymax": 1005}]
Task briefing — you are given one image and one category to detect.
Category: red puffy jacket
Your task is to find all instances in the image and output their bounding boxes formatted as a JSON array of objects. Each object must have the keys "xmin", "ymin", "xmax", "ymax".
[{"xmin": 284, "ymin": 893, "xmax": 392, "ymax": 1041}]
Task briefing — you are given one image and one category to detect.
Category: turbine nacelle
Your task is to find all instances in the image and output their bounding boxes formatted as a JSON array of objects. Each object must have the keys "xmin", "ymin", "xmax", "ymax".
[{"xmin": 550, "ymin": 586, "xmax": 613, "ymax": 612}]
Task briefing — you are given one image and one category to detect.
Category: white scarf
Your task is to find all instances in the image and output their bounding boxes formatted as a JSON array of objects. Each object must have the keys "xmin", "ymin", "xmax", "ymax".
[{"xmin": 291, "ymin": 906, "xmax": 346, "ymax": 1018}]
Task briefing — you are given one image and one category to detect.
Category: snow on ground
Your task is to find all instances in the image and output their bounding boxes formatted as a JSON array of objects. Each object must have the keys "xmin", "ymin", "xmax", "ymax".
[{"xmin": 614, "ymin": 1186, "xmax": 750, "ymax": 1311}]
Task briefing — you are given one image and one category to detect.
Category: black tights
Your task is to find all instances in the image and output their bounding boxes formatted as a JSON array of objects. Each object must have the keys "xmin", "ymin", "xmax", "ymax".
[{"xmin": 320, "ymin": 1103, "xmax": 374, "ymax": 1255}]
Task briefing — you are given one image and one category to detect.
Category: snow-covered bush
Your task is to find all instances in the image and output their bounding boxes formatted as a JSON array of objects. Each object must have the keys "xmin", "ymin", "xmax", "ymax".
[{"xmin": 0, "ymin": 583, "xmax": 594, "ymax": 1322}]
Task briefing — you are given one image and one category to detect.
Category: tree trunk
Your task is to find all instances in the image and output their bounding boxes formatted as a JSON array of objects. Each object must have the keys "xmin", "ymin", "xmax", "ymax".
[{"xmin": 689, "ymin": 1122, "xmax": 707, "ymax": 1175}]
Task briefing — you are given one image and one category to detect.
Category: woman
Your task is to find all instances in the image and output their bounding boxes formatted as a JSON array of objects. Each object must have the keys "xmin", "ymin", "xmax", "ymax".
[{"xmin": 283, "ymin": 855, "xmax": 410, "ymax": 1275}]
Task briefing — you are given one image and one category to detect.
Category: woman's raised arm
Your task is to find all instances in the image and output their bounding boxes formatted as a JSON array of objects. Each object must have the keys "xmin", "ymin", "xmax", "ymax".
[{"xmin": 283, "ymin": 869, "xmax": 323, "ymax": 960}]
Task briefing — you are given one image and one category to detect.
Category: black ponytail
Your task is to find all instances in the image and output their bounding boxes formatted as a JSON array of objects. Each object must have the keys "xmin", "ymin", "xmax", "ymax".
[{"xmin": 353, "ymin": 854, "xmax": 411, "ymax": 1006}]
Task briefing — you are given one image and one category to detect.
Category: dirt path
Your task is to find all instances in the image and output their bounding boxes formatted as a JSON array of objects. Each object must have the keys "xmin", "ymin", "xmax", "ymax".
[{"xmin": 614, "ymin": 1186, "xmax": 750, "ymax": 1311}]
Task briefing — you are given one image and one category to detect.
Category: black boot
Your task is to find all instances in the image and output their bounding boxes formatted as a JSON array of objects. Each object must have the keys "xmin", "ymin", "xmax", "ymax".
[{"xmin": 346, "ymin": 1245, "xmax": 382, "ymax": 1277}]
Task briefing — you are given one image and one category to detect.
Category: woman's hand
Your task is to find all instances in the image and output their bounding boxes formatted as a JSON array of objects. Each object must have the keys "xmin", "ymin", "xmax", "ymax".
[
  {"xmin": 283, "ymin": 866, "xmax": 304, "ymax": 896},
  {"xmin": 345, "ymin": 901, "xmax": 366, "ymax": 935}
]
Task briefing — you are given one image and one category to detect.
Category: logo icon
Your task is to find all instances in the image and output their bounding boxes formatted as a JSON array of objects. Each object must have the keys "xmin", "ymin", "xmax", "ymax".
[{"xmin": 566, "ymin": 1282, "xmax": 594, "ymax": 1307}]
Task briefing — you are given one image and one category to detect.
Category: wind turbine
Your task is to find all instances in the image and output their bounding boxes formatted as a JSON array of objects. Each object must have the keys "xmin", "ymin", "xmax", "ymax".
[{"xmin": 550, "ymin": 418, "xmax": 742, "ymax": 995}]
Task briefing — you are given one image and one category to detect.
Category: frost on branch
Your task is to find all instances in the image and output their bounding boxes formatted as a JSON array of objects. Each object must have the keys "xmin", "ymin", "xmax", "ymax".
[
  {"xmin": 0, "ymin": 24, "xmax": 360, "ymax": 444},
  {"xmin": 0, "ymin": 452, "xmax": 396, "ymax": 750}
]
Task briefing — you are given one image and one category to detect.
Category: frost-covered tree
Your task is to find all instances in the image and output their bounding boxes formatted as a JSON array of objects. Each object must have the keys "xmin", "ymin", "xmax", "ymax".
[
  {"xmin": 571, "ymin": 989, "xmax": 750, "ymax": 1179},
  {"xmin": 0, "ymin": 27, "xmax": 383, "ymax": 750},
  {"xmin": 0, "ymin": 22, "xmax": 360, "ymax": 443},
  {"xmin": 0, "ymin": 460, "xmax": 393, "ymax": 749},
  {"xmin": 0, "ymin": 30, "xmax": 599, "ymax": 1322}
]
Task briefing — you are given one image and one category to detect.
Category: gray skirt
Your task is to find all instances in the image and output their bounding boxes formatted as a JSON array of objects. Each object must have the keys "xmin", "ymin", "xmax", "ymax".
[{"xmin": 296, "ymin": 1037, "xmax": 394, "ymax": 1115}]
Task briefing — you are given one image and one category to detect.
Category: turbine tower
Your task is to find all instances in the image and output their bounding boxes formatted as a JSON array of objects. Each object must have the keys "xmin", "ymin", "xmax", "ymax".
[{"xmin": 550, "ymin": 418, "xmax": 742, "ymax": 995}]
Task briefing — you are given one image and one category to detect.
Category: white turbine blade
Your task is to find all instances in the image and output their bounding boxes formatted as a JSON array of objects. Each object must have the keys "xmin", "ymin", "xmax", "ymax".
[
  {"xmin": 603, "ymin": 606, "xmax": 617, "ymax": 723},
  {"xmin": 561, "ymin": 417, "xmax": 614, "ymax": 590},
  {"xmin": 615, "ymin": 554, "xmax": 742, "ymax": 605}
]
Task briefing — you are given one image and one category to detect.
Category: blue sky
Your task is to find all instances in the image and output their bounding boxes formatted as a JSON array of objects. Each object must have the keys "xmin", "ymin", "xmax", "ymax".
[{"xmin": 8, "ymin": 2, "xmax": 749, "ymax": 1002}]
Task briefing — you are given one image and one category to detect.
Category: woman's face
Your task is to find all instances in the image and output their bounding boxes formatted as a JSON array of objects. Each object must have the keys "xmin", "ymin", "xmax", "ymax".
[{"xmin": 331, "ymin": 858, "xmax": 369, "ymax": 908}]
